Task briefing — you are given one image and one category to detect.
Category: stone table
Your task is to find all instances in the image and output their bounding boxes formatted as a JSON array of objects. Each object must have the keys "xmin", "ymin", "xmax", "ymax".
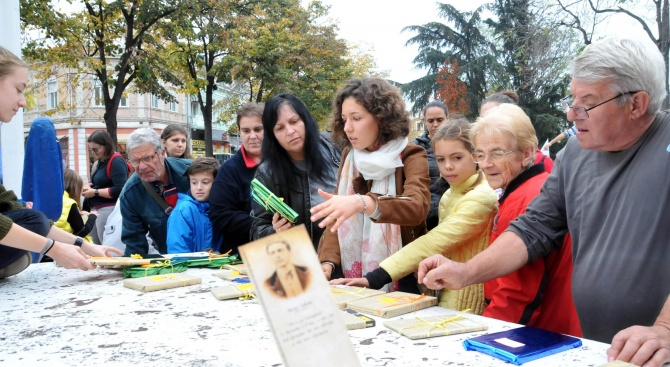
[{"xmin": 1, "ymin": 264, "xmax": 610, "ymax": 366}]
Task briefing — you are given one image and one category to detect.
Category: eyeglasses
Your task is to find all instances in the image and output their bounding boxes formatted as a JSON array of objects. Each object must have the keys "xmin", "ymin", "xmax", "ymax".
[
  {"xmin": 561, "ymin": 91, "xmax": 639, "ymax": 120},
  {"xmin": 90, "ymin": 147, "xmax": 100, "ymax": 154},
  {"xmin": 129, "ymin": 151, "xmax": 158, "ymax": 167},
  {"xmin": 471, "ymin": 148, "xmax": 519, "ymax": 164}
]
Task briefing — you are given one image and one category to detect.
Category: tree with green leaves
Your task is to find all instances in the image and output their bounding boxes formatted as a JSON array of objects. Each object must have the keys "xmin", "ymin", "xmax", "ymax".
[
  {"xmin": 224, "ymin": 0, "xmax": 353, "ymax": 127},
  {"xmin": 21, "ymin": 0, "xmax": 185, "ymax": 146},
  {"xmin": 161, "ymin": 0, "xmax": 264, "ymax": 157}
]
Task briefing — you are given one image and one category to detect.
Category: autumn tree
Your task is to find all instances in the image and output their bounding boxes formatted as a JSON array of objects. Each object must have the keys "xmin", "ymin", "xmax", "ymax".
[
  {"xmin": 402, "ymin": 3, "xmax": 494, "ymax": 115},
  {"xmin": 434, "ymin": 59, "xmax": 470, "ymax": 116},
  {"xmin": 21, "ymin": 0, "xmax": 185, "ymax": 146}
]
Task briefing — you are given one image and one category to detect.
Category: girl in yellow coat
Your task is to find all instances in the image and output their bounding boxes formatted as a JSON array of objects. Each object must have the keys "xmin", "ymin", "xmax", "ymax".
[{"xmin": 332, "ymin": 118, "xmax": 497, "ymax": 314}]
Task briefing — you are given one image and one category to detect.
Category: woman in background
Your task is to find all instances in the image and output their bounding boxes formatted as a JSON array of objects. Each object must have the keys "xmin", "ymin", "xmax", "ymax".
[
  {"xmin": 210, "ymin": 103, "xmax": 265, "ymax": 254},
  {"xmin": 161, "ymin": 123, "xmax": 192, "ymax": 159},
  {"xmin": 413, "ymin": 101, "xmax": 450, "ymax": 230},
  {"xmin": 82, "ymin": 130, "xmax": 128, "ymax": 244}
]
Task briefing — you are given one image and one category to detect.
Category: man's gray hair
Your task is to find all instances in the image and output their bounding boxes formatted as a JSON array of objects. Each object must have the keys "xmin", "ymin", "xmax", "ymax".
[
  {"xmin": 571, "ymin": 36, "xmax": 667, "ymax": 114},
  {"xmin": 127, "ymin": 127, "xmax": 163, "ymax": 155}
]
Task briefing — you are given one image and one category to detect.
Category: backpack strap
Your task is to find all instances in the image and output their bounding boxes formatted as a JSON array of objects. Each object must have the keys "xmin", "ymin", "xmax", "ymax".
[
  {"xmin": 141, "ymin": 180, "xmax": 173, "ymax": 215},
  {"xmin": 107, "ymin": 152, "xmax": 132, "ymax": 178}
]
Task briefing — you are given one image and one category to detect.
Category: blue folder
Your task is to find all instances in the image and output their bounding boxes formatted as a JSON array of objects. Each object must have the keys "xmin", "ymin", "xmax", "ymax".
[{"xmin": 462, "ymin": 326, "xmax": 582, "ymax": 365}]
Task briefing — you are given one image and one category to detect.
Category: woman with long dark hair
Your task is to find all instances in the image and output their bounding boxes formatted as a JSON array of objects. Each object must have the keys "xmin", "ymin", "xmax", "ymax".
[
  {"xmin": 82, "ymin": 130, "xmax": 129, "ymax": 244},
  {"xmin": 250, "ymin": 94, "xmax": 340, "ymax": 249}
]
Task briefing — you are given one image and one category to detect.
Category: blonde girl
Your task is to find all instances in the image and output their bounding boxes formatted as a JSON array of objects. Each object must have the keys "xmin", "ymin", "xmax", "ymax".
[{"xmin": 55, "ymin": 169, "xmax": 97, "ymax": 243}]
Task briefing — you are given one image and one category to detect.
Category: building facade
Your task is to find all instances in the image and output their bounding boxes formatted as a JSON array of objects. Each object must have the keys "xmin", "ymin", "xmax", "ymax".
[{"xmin": 23, "ymin": 68, "xmax": 242, "ymax": 180}]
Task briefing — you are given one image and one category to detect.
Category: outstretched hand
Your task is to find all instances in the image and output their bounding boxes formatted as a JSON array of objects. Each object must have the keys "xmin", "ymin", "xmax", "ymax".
[
  {"xmin": 330, "ymin": 277, "xmax": 370, "ymax": 288},
  {"xmin": 606, "ymin": 325, "xmax": 670, "ymax": 367},
  {"xmin": 47, "ymin": 242, "xmax": 95, "ymax": 270},
  {"xmin": 310, "ymin": 189, "xmax": 362, "ymax": 232},
  {"xmin": 417, "ymin": 254, "xmax": 469, "ymax": 290},
  {"xmin": 81, "ymin": 241, "xmax": 123, "ymax": 257}
]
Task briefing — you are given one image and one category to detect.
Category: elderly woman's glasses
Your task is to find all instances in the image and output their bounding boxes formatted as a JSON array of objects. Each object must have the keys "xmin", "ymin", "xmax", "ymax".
[
  {"xmin": 561, "ymin": 91, "xmax": 639, "ymax": 120},
  {"xmin": 129, "ymin": 151, "xmax": 158, "ymax": 167},
  {"xmin": 471, "ymin": 149, "xmax": 519, "ymax": 164}
]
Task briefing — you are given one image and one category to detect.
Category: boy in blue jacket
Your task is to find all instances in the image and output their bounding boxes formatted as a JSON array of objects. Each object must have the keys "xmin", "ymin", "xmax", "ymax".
[{"xmin": 167, "ymin": 157, "xmax": 222, "ymax": 253}]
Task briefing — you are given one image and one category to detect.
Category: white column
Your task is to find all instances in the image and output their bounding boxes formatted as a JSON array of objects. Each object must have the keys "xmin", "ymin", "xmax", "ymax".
[{"xmin": 0, "ymin": 0, "xmax": 25, "ymax": 196}]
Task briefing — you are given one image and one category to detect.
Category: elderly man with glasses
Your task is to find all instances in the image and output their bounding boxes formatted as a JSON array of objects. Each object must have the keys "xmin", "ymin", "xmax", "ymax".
[
  {"xmin": 119, "ymin": 128, "xmax": 191, "ymax": 256},
  {"xmin": 417, "ymin": 36, "xmax": 670, "ymax": 367}
]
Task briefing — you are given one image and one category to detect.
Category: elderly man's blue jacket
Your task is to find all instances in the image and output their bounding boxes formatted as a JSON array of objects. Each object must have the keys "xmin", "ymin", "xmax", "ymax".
[{"xmin": 120, "ymin": 157, "xmax": 191, "ymax": 256}]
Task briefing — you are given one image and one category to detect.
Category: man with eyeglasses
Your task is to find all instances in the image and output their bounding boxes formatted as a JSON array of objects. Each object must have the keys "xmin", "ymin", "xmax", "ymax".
[
  {"xmin": 417, "ymin": 36, "xmax": 670, "ymax": 367},
  {"xmin": 119, "ymin": 128, "xmax": 191, "ymax": 256}
]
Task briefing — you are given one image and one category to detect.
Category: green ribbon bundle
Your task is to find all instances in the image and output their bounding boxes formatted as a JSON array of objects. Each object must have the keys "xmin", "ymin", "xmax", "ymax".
[
  {"xmin": 184, "ymin": 254, "xmax": 242, "ymax": 268},
  {"xmin": 123, "ymin": 261, "xmax": 188, "ymax": 278},
  {"xmin": 250, "ymin": 178, "xmax": 299, "ymax": 223}
]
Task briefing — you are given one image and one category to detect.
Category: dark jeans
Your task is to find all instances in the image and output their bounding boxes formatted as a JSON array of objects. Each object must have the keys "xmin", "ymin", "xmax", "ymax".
[{"xmin": 0, "ymin": 209, "xmax": 51, "ymax": 268}]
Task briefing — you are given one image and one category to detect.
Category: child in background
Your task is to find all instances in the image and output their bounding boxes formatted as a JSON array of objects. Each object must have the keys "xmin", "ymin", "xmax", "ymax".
[
  {"xmin": 55, "ymin": 169, "xmax": 97, "ymax": 243},
  {"xmin": 331, "ymin": 118, "xmax": 498, "ymax": 314},
  {"xmin": 167, "ymin": 157, "xmax": 222, "ymax": 253}
]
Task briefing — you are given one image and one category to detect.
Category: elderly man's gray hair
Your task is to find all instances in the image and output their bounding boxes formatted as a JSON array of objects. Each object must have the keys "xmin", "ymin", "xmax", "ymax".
[
  {"xmin": 127, "ymin": 127, "xmax": 163, "ymax": 155},
  {"xmin": 571, "ymin": 36, "xmax": 667, "ymax": 114}
]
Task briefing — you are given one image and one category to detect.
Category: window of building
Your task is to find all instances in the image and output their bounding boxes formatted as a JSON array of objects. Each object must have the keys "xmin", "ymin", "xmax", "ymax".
[
  {"xmin": 152, "ymin": 94, "xmax": 160, "ymax": 109},
  {"xmin": 47, "ymin": 79, "xmax": 58, "ymax": 110},
  {"xmin": 169, "ymin": 95, "xmax": 177, "ymax": 112},
  {"xmin": 94, "ymin": 81, "xmax": 128, "ymax": 107}
]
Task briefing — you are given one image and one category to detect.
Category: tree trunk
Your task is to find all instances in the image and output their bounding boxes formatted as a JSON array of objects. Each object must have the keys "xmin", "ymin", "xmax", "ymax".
[
  {"xmin": 104, "ymin": 107, "xmax": 118, "ymax": 150},
  {"xmin": 204, "ymin": 78, "xmax": 214, "ymax": 157}
]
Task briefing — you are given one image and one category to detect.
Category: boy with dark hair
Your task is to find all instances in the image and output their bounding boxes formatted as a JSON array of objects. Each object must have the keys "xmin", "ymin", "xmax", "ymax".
[{"xmin": 167, "ymin": 157, "xmax": 222, "ymax": 253}]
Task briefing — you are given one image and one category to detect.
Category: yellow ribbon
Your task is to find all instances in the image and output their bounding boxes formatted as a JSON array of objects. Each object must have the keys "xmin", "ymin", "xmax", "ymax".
[
  {"xmin": 378, "ymin": 294, "xmax": 427, "ymax": 311},
  {"xmin": 263, "ymin": 192, "xmax": 276, "ymax": 211},
  {"xmin": 399, "ymin": 309, "xmax": 472, "ymax": 337},
  {"xmin": 331, "ymin": 286, "xmax": 368, "ymax": 298},
  {"xmin": 148, "ymin": 273, "xmax": 188, "ymax": 286},
  {"xmin": 141, "ymin": 260, "xmax": 174, "ymax": 277}
]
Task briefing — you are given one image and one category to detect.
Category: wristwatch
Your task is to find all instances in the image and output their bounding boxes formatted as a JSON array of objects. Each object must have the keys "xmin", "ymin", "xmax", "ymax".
[
  {"xmin": 74, "ymin": 237, "xmax": 84, "ymax": 247},
  {"xmin": 94, "ymin": 189, "xmax": 99, "ymax": 197}
]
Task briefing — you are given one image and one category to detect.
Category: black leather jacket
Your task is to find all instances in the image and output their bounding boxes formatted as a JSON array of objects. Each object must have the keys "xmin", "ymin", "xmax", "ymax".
[
  {"xmin": 413, "ymin": 131, "xmax": 449, "ymax": 230},
  {"xmin": 250, "ymin": 135, "xmax": 340, "ymax": 249}
]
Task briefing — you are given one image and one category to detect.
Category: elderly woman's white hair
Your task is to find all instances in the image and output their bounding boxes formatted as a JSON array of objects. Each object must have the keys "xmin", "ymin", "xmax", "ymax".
[
  {"xmin": 470, "ymin": 103, "xmax": 538, "ymax": 165},
  {"xmin": 127, "ymin": 127, "xmax": 163, "ymax": 155},
  {"xmin": 571, "ymin": 36, "xmax": 667, "ymax": 114}
]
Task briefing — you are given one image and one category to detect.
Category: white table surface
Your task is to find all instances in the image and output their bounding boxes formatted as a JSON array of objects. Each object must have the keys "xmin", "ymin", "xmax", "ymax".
[{"xmin": 0, "ymin": 264, "xmax": 611, "ymax": 367}]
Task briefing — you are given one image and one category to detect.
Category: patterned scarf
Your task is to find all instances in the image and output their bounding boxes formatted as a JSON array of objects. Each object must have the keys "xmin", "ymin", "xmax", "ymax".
[{"xmin": 337, "ymin": 137, "xmax": 407, "ymax": 292}]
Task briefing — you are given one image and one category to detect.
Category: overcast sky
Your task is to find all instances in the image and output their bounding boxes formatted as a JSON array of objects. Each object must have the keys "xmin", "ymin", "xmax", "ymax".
[{"xmin": 316, "ymin": 0, "xmax": 650, "ymax": 85}]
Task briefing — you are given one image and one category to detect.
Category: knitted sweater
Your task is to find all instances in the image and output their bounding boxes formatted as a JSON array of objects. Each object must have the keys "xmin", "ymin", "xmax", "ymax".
[
  {"xmin": 379, "ymin": 173, "xmax": 497, "ymax": 314},
  {"xmin": 0, "ymin": 184, "xmax": 29, "ymax": 241}
]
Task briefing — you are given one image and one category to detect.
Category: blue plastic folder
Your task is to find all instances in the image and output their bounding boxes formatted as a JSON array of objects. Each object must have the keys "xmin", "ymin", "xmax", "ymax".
[{"xmin": 462, "ymin": 326, "xmax": 582, "ymax": 365}]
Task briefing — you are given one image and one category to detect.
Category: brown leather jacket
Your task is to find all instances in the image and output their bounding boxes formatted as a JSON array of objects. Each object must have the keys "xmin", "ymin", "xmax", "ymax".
[{"xmin": 317, "ymin": 143, "xmax": 431, "ymax": 277}]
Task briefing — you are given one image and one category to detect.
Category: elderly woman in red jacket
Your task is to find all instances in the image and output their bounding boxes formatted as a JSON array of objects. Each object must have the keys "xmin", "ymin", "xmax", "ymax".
[{"xmin": 471, "ymin": 103, "xmax": 581, "ymax": 337}]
